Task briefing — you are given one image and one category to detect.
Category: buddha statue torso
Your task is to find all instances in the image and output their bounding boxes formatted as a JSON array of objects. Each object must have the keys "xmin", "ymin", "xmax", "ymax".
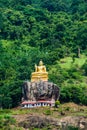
[{"xmin": 31, "ymin": 60, "xmax": 48, "ymax": 82}]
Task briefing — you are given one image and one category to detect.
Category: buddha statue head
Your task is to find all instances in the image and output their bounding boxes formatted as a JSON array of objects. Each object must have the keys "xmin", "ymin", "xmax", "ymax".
[{"xmin": 39, "ymin": 60, "xmax": 43, "ymax": 66}]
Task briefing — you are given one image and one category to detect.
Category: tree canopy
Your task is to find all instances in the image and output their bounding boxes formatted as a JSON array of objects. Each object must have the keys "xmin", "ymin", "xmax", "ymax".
[{"xmin": 0, "ymin": 0, "xmax": 87, "ymax": 108}]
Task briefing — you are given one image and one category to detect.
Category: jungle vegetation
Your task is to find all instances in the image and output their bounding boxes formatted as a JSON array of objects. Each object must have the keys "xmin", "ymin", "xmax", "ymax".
[{"xmin": 0, "ymin": 0, "xmax": 87, "ymax": 108}]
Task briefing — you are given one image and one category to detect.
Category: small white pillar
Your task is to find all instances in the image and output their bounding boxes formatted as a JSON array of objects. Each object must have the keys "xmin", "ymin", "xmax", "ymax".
[
  {"xmin": 28, "ymin": 104, "xmax": 30, "ymax": 108},
  {"xmin": 24, "ymin": 104, "xmax": 27, "ymax": 108}
]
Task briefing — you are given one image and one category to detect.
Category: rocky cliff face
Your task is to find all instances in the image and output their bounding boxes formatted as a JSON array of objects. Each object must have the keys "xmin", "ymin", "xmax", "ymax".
[{"xmin": 22, "ymin": 80, "xmax": 60, "ymax": 101}]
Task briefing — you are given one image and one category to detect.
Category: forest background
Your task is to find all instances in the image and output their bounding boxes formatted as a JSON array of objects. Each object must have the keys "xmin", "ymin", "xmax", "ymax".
[{"xmin": 0, "ymin": 0, "xmax": 87, "ymax": 108}]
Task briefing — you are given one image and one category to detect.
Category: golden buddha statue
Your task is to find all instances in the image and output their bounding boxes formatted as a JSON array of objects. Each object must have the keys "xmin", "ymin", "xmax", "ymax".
[{"xmin": 31, "ymin": 60, "xmax": 48, "ymax": 82}]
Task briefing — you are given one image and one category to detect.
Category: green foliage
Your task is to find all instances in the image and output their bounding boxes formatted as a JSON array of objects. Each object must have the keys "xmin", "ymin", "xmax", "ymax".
[
  {"xmin": 0, "ymin": 114, "xmax": 16, "ymax": 130},
  {"xmin": 44, "ymin": 109, "xmax": 51, "ymax": 115},
  {"xmin": 55, "ymin": 100, "xmax": 60, "ymax": 108},
  {"xmin": 60, "ymin": 84, "xmax": 87, "ymax": 105},
  {"xmin": 0, "ymin": 109, "xmax": 12, "ymax": 114},
  {"xmin": 65, "ymin": 106, "xmax": 70, "ymax": 111},
  {"xmin": 67, "ymin": 125, "xmax": 79, "ymax": 130},
  {"xmin": 82, "ymin": 60, "xmax": 87, "ymax": 76},
  {"xmin": 0, "ymin": 0, "xmax": 87, "ymax": 108}
]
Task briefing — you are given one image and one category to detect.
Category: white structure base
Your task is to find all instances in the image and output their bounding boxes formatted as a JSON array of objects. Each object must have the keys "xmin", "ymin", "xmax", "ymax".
[{"xmin": 21, "ymin": 100, "xmax": 55, "ymax": 108}]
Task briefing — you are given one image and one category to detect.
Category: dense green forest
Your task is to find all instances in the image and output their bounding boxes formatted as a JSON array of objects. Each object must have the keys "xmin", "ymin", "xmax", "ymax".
[{"xmin": 0, "ymin": 0, "xmax": 87, "ymax": 108}]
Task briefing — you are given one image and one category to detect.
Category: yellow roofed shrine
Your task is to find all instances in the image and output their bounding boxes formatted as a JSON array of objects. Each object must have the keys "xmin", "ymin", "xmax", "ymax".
[{"xmin": 31, "ymin": 60, "xmax": 48, "ymax": 82}]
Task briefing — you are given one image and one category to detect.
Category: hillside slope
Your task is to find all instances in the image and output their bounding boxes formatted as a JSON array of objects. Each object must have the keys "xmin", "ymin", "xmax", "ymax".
[
  {"xmin": 0, "ymin": 103, "xmax": 87, "ymax": 130},
  {"xmin": 0, "ymin": 0, "xmax": 87, "ymax": 108}
]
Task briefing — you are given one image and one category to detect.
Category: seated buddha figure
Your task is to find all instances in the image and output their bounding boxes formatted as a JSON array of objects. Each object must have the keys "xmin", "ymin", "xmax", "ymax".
[
  {"xmin": 31, "ymin": 60, "xmax": 48, "ymax": 82},
  {"xmin": 35, "ymin": 60, "xmax": 46, "ymax": 72}
]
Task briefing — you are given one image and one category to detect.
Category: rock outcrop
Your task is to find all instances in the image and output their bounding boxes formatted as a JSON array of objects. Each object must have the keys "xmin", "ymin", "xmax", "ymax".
[
  {"xmin": 18, "ymin": 115, "xmax": 87, "ymax": 130},
  {"xmin": 22, "ymin": 80, "xmax": 60, "ymax": 102}
]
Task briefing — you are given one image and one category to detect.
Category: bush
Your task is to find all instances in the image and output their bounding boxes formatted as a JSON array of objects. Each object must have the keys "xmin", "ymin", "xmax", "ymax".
[
  {"xmin": 55, "ymin": 100, "xmax": 60, "ymax": 108},
  {"xmin": 45, "ymin": 109, "xmax": 51, "ymax": 115},
  {"xmin": 67, "ymin": 125, "xmax": 79, "ymax": 130},
  {"xmin": 65, "ymin": 106, "xmax": 70, "ymax": 111},
  {"xmin": 60, "ymin": 84, "xmax": 87, "ymax": 105},
  {"xmin": 4, "ymin": 115, "xmax": 16, "ymax": 124},
  {"xmin": 0, "ymin": 114, "xmax": 16, "ymax": 130},
  {"xmin": 82, "ymin": 60, "xmax": 87, "ymax": 76}
]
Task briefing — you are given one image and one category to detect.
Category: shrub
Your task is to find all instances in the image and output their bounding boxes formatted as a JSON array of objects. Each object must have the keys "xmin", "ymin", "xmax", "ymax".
[
  {"xmin": 45, "ymin": 109, "xmax": 51, "ymax": 115},
  {"xmin": 67, "ymin": 125, "xmax": 79, "ymax": 130},
  {"xmin": 65, "ymin": 106, "xmax": 70, "ymax": 111},
  {"xmin": 55, "ymin": 100, "xmax": 60, "ymax": 108},
  {"xmin": 60, "ymin": 84, "xmax": 87, "ymax": 105}
]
